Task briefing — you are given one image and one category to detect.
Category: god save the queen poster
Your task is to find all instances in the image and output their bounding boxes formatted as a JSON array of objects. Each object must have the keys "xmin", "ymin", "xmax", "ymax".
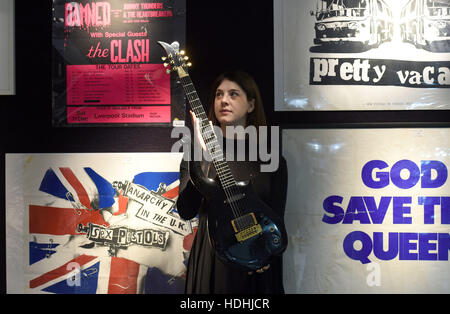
[{"xmin": 52, "ymin": 0, "xmax": 186, "ymax": 126}]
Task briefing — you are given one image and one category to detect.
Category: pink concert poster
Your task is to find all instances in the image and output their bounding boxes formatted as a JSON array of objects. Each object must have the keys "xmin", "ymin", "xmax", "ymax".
[{"xmin": 52, "ymin": 0, "xmax": 186, "ymax": 126}]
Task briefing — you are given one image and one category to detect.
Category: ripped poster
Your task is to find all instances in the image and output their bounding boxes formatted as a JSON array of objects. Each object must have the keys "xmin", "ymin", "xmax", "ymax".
[{"xmin": 52, "ymin": 0, "xmax": 186, "ymax": 126}]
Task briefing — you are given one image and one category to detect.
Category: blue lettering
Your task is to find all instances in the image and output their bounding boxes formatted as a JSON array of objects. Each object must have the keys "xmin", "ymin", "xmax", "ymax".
[
  {"xmin": 390, "ymin": 160, "xmax": 420, "ymax": 189},
  {"xmin": 442, "ymin": 197, "xmax": 450, "ymax": 224},
  {"xmin": 344, "ymin": 232, "xmax": 449, "ymax": 263},
  {"xmin": 419, "ymin": 233, "xmax": 438, "ymax": 260},
  {"xmin": 364, "ymin": 196, "xmax": 391, "ymax": 224},
  {"xmin": 393, "ymin": 197, "xmax": 412, "ymax": 224},
  {"xmin": 322, "ymin": 196, "xmax": 418, "ymax": 225},
  {"xmin": 343, "ymin": 231, "xmax": 372, "ymax": 264},
  {"xmin": 399, "ymin": 233, "xmax": 418, "ymax": 260},
  {"xmin": 361, "ymin": 159, "xmax": 447, "ymax": 189},
  {"xmin": 418, "ymin": 196, "xmax": 441, "ymax": 224},
  {"xmin": 322, "ymin": 195, "xmax": 344, "ymax": 224},
  {"xmin": 421, "ymin": 160, "xmax": 447, "ymax": 188},
  {"xmin": 343, "ymin": 197, "xmax": 371, "ymax": 224},
  {"xmin": 361, "ymin": 160, "xmax": 389, "ymax": 189},
  {"xmin": 438, "ymin": 233, "xmax": 450, "ymax": 260},
  {"xmin": 373, "ymin": 232, "xmax": 398, "ymax": 260}
]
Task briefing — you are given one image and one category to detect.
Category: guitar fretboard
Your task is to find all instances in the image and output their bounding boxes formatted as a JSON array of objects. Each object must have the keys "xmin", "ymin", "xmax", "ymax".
[{"xmin": 179, "ymin": 75, "xmax": 237, "ymax": 191}]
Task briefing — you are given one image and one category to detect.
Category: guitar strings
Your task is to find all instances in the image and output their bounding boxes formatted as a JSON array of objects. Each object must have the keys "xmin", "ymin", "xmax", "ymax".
[
  {"xmin": 193, "ymin": 107, "xmax": 247, "ymax": 222},
  {"xmin": 179, "ymin": 75, "xmax": 245, "ymax": 224},
  {"xmin": 190, "ymin": 100, "xmax": 244, "ymax": 221},
  {"xmin": 202, "ymin": 125, "xmax": 244, "ymax": 220},
  {"xmin": 166, "ymin": 53, "xmax": 247, "ymax": 231}
]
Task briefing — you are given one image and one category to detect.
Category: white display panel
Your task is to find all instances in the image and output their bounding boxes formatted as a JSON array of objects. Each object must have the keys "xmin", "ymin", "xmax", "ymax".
[
  {"xmin": 274, "ymin": 0, "xmax": 450, "ymax": 111},
  {"xmin": 282, "ymin": 128, "xmax": 450, "ymax": 293},
  {"xmin": 0, "ymin": 0, "xmax": 15, "ymax": 95}
]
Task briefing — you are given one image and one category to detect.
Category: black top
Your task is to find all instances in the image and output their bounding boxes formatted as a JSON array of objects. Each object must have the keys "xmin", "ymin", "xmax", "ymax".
[{"xmin": 176, "ymin": 137, "xmax": 288, "ymax": 294}]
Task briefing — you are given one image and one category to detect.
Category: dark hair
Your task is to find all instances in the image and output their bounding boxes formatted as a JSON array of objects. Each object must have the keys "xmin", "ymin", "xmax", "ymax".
[{"xmin": 207, "ymin": 71, "xmax": 266, "ymax": 128}]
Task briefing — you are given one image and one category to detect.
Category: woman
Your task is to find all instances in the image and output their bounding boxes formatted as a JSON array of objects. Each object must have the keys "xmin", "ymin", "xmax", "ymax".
[{"xmin": 177, "ymin": 70, "xmax": 288, "ymax": 294}]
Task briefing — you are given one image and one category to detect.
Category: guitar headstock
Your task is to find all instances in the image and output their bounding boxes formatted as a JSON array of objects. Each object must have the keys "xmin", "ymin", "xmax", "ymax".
[{"xmin": 157, "ymin": 41, "xmax": 192, "ymax": 78}]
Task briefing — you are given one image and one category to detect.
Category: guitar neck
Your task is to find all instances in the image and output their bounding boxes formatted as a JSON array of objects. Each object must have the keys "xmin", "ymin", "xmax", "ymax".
[{"xmin": 178, "ymin": 74, "xmax": 237, "ymax": 191}]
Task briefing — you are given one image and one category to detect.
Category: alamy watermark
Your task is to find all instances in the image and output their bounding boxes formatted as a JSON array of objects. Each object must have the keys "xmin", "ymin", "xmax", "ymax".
[
  {"xmin": 66, "ymin": 262, "xmax": 81, "ymax": 287},
  {"xmin": 170, "ymin": 125, "xmax": 280, "ymax": 172}
]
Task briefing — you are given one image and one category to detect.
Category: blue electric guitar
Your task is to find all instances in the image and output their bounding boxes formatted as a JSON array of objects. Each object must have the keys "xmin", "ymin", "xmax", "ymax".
[{"xmin": 158, "ymin": 41, "xmax": 287, "ymax": 271}]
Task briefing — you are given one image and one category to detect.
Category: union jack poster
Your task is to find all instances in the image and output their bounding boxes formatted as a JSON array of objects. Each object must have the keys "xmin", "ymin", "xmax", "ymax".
[{"xmin": 6, "ymin": 153, "xmax": 197, "ymax": 294}]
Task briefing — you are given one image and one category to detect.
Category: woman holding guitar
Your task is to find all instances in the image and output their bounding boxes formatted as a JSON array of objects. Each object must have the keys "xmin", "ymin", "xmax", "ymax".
[{"xmin": 177, "ymin": 70, "xmax": 288, "ymax": 294}]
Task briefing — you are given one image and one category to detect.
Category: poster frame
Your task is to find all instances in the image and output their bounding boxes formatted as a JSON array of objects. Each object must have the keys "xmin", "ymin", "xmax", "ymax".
[
  {"xmin": 4, "ymin": 152, "xmax": 190, "ymax": 294},
  {"xmin": 280, "ymin": 125, "xmax": 450, "ymax": 293},
  {"xmin": 279, "ymin": 123, "xmax": 450, "ymax": 169},
  {"xmin": 0, "ymin": 0, "xmax": 15, "ymax": 96},
  {"xmin": 279, "ymin": 121, "xmax": 450, "ymax": 131},
  {"xmin": 51, "ymin": 0, "xmax": 186, "ymax": 128}
]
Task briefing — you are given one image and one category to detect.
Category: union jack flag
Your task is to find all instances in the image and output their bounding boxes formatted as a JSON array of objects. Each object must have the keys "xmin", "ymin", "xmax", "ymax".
[{"xmin": 28, "ymin": 167, "xmax": 191, "ymax": 294}]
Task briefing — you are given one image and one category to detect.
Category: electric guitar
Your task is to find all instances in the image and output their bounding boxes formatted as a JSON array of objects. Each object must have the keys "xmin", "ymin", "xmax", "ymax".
[{"xmin": 158, "ymin": 41, "xmax": 287, "ymax": 271}]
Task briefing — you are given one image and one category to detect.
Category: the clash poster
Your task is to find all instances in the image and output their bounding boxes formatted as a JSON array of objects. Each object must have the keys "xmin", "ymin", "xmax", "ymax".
[
  {"xmin": 274, "ymin": 0, "xmax": 450, "ymax": 111},
  {"xmin": 5, "ymin": 153, "xmax": 198, "ymax": 294},
  {"xmin": 52, "ymin": 0, "xmax": 186, "ymax": 126}
]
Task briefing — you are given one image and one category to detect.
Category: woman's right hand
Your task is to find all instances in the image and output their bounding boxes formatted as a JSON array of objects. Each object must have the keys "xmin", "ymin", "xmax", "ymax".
[{"xmin": 190, "ymin": 110, "xmax": 209, "ymax": 152}]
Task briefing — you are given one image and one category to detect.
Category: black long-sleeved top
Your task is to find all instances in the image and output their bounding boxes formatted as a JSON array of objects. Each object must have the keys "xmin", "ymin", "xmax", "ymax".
[{"xmin": 176, "ymin": 138, "xmax": 288, "ymax": 294}]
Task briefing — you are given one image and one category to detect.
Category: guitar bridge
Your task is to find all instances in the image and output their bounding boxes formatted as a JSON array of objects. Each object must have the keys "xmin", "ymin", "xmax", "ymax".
[{"xmin": 231, "ymin": 213, "xmax": 262, "ymax": 242}]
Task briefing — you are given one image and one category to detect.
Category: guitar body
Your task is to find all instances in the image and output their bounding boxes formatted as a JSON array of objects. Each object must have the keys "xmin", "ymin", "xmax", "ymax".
[{"xmin": 206, "ymin": 180, "xmax": 287, "ymax": 271}]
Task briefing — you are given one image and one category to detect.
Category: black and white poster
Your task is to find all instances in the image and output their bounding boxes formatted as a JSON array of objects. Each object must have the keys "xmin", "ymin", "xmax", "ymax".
[
  {"xmin": 52, "ymin": 0, "xmax": 186, "ymax": 126},
  {"xmin": 274, "ymin": 0, "xmax": 450, "ymax": 111}
]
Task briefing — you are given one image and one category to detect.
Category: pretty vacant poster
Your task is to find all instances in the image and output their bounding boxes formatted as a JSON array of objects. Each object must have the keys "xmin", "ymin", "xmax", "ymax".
[{"xmin": 274, "ymin": 0, "xmax": 450, "ymax": 111}]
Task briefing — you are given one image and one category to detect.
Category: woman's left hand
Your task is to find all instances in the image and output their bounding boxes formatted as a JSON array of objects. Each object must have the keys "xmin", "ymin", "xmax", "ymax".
[{"xmin": 248, "ymin": 264, "xmax": 270, "ymax": 275}]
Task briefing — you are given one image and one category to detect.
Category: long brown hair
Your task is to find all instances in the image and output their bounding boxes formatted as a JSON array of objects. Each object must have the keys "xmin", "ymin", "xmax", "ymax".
[{"xmin": 207, "ymin": 71, "xmax": 266, "ymax": 128}]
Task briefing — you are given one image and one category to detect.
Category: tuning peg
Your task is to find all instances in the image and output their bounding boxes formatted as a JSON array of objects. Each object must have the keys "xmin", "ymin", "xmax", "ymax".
[
  {"xmin": 180, "ymin": 50, "xmax": 185, "ymax": 56},
  {"xmin": 161, "ymin": 56, "xmax": 167, "ymax": 61},
  {"xmin": 184, "ymin": 56, "xmax": 189, "ymax": 61},
  {"xmin": 163, "ymin": 62, "xmax": 169, "ymax": 67},
  {"xmin": 166, "ymin": 69, "xmax": 171, "ymax": 74},
  {"xmin": 187, "ymin": 62, "xmax": 192, "ymax": 67}
]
